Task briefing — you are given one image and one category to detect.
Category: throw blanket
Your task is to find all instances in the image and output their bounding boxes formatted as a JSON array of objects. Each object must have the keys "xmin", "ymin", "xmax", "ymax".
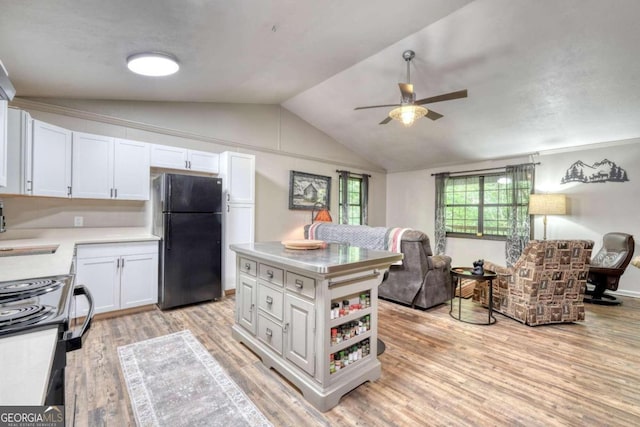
[{"xmin": 307, "ymin": 223, "xmax": 409, "ymax": 265}]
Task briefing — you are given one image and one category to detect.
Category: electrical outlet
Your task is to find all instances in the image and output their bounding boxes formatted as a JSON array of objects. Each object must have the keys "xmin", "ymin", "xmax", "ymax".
[{"xmin": 74, "ymin": 216, "xmax": 84, "ymax": 227}]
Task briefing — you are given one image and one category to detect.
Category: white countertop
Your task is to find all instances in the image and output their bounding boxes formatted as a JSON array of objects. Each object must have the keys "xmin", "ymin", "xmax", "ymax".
[
  {"xmin": 0, "ymin": 326, "xmax": 59, "ymax": 405},
  {"xmin": 0, "ymin": 227, "xmax": 159, "ymax": 282}
]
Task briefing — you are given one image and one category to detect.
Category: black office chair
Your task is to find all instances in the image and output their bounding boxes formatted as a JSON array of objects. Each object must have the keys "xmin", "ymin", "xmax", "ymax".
[{"xmin": 585, "ymin": 232, "xmax": 635, "ymax": 306}]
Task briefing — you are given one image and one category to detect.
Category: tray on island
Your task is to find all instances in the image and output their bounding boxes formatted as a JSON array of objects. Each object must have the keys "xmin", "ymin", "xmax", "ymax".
[{"xmin": 281, "ymin": 239, "xmax": 326, "ymax": 250}]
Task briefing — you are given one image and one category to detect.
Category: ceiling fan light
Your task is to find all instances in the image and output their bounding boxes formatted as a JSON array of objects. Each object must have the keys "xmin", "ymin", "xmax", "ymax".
[
  {"xmin": 389, "ymin": 105, "xmax": 428, "ymax": 127},
  {"xmin": 126, "ymin": 52, "xmax": 179, "ymax": 76}
]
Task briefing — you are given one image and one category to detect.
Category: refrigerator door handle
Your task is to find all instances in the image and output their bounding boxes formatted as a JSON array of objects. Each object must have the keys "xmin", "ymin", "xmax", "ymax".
[
  {"xmin": 167, "ymin": 175, "xmax": 172, "ymax": 212},
  {"xmin": 166, "ymin": 215, "xmax": 172, "ymax": 250}
]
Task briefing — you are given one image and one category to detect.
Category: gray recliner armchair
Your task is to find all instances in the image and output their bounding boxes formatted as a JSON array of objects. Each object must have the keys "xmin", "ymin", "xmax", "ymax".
[{"xmin": 378, "ymin": 230, "xmax": 452, "ymax": 309}]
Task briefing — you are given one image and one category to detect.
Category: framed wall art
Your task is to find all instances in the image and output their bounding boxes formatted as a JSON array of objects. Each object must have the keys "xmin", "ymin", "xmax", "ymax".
[{"xmin": 289, "ymin": 170, "xmax": 331, "ymax": 210}]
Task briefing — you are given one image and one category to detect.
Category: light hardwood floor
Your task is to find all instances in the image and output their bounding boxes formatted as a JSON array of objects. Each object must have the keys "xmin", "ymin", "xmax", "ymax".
[{"xmin": 66, "ymin": 295, "xmax": 640, "ymax": 426}]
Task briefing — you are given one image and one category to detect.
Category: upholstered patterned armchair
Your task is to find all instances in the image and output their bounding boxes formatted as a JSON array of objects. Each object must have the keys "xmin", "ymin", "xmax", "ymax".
[{"xmin": 472, "ymin": 240, "xmax": 594, "ymax": 326}]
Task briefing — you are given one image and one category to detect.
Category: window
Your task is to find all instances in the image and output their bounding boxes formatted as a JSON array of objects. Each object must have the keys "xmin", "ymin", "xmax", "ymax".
[
  {"xmin": 338, "ymin": 173, "xmax": 369, "ymax": 225},
  {"xmin": 444, "ymin": 173, "xmax": 531, "ymax": 239}
]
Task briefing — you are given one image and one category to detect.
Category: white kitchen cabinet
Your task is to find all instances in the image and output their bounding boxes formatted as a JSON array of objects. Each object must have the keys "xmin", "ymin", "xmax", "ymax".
[
  {"xmin": 284, "ymin": 293, "xmax": 316, "ymax": 376},
  {"xmin": 220, "ymin": 151, "xmax": 256, "ymax": 292},
  {"xmin": 150, "ymin": 144, "xmax": 218, "ymax": 173},
  {"xmin": 72, "ymin": 132, "xmax": 114, "ymax": 199},
  {"xmin": 72, "ymin": 133, "xmax": 150, "ymax": 200},
  {"xmin": 237, "ymin": 271, "xmax": 257, "ymax": 335},
  {"xmin": 0, "ymin": 100, "xmax": 7, "ymax": 187},
  {"xmin": 222, "ymin": 203, "xmax": 255, "ymax": 291},
  {"xmin": 31, "ymin": 120, "xmax": 72, "ymax": 197},
  {"xmin": 219, "ymin": 151, "xmax": 255, "ymax": 203},
  {"xmin": 0, "ymin": 108, "xmax": 32, "ymax": 195},
  {"xmin": 75, "ymin": 241, "xmax": 158, "ymax": 316}
]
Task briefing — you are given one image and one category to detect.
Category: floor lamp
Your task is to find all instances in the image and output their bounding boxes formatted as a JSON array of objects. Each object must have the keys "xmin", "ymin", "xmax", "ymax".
[{"xmin": 528, "ymin": 194, "xmax": 567, "ymax": 240}]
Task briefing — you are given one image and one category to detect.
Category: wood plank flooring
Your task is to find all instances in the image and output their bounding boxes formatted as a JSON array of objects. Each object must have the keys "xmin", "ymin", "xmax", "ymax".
[{"xmin": 65, "ymin": 295, "xmax": 640, "ymax": 426}]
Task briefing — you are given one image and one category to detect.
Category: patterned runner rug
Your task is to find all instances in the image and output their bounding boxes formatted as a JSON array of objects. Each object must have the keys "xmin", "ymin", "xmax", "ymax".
[{"xmin": 118, "ymin": 330, "xmax": 272, "ymax": 427}]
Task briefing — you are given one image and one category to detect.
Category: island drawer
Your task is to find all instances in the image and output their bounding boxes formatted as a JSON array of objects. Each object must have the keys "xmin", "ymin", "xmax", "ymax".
[
  {"xmin": 257, "ymin": 314, "xmax": 283, "ymax": 355},
  {"xmin": 258, "ymin": 263, "xmax": 284, "ymax": 286},
  {"xmin": 239, "ymin": 257, "xmax": 257, "ymax": 276},
  {"xmin": 257, "ymin": 282, "xmax": 284, "ymax": 321},
  {"xmin": 285, "ymin": 272, "xmax": 316, "ymax": 299}
]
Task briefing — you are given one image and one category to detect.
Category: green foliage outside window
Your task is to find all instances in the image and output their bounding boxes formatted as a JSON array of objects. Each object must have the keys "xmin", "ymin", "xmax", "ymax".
[
  {"xmin": 339, "ymin": 176, "xmax": 363, "ymax": 224},
  {"xmin": 444, "ymin": 173, "xmax": 531, "ymax": 238}
]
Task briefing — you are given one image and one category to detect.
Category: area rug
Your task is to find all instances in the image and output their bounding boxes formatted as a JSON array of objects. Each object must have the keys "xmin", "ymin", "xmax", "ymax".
[{"xmin": 118, "ymin": 330, "xmax": 272, "ymax": 427}]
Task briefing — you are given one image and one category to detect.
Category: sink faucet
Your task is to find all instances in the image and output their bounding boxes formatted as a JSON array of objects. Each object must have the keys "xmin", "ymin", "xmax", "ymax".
[{"xmin": 0, "ymin": 200, "xmax": 5, "ymax": 233}]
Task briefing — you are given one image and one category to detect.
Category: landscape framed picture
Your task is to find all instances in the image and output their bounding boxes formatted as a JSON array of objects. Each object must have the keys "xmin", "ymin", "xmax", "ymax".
[{"xmin": 289, "ymin": 170, "xmax": 331, "ymax": 210}]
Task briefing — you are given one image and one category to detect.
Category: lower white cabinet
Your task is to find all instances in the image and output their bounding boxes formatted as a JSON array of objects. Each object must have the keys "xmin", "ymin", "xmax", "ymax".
[
  {"xmin": 0, "ymin": 100, "xmax": 7, "ymax": 187},
  {"xmin": 75, "ymin": 241, "xmax": 158, "ymax": 315},
  {"xmin": 223, "ymin": 203, "xmax": 255, "ymax": 291}
]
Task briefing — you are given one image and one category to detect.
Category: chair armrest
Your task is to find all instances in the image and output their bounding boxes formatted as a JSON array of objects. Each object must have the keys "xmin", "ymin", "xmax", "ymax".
[
  {"xmin": 483, "ymin": 260, "xmax": 513, "ymax": 277},
  {"xmin": 430, "ymin": 255, "xmax": 451, "ymax": 270}
]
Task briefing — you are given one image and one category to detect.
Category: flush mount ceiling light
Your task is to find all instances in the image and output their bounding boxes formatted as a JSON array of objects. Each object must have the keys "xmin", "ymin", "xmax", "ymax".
[{"xmin": 126, "ymin": 52, "xmax": 179, "ymax": 76}]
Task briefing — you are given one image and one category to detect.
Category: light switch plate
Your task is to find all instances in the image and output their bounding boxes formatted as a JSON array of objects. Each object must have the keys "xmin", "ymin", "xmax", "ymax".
[{"xmin": 74, "ymin": 216, "xmax": 83, "ymax": 227}]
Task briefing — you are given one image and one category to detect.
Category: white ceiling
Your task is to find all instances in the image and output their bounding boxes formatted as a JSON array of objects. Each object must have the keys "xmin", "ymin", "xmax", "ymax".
[{"xmin": 2, "ymin": 0, "xmax": 640, "ymax": 172}]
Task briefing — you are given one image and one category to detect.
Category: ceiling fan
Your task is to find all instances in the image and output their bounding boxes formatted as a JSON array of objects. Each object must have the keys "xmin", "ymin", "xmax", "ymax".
[{"xmin": 354, "ymin": 50, "xmax": 468, "ymax": 127}]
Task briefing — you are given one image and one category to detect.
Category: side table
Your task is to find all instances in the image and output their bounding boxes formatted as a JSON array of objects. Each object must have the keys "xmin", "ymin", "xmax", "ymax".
[{"xmin": 450, "ymin": 267, "xmax": 497, "ymax": 325}]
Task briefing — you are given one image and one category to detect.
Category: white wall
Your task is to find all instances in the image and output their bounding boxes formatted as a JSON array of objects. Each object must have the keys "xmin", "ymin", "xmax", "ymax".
[
  {"xmin": 387, "ymin": 140, "xmax": 640, "ymax": 297},
  {"xmin": 2, "ymin": 99, "xmax": 386, "ymax": 241}
]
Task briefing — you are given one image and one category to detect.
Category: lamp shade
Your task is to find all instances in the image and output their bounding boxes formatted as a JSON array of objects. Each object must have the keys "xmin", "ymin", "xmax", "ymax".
[
  {"xmin": 388, "ymin": 105, "xmax": 428, "ymax": 127},
  {"xmin": 313, "ymin": 208, "xmax": 333, "ymax": 222},
  {"xmin": 528, "ymin": 194, "xmax": 567, "ymax": 215}
]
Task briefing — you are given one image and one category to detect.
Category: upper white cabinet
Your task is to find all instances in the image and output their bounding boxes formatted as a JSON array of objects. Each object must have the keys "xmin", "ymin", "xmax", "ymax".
[
  {"xmin": 150, "ymin": 144, "xmax": 219, "ymax": 173},
  {"xmin": 0, "ymin": 109, "xmax": 33, "ymax": 195},
  {"xmin": 72, "ymin": 132, "xmax": 150, "ymax": 200},
  {"xmin": 113, "ymin": 138, "xmax": 151, "ymax": 200},
  {"xmin": 32, "ymin": 119, "xmax": 73, "ymax": 198},
  {"xmin": 219, "ymin": 151, "xmax": 255, "ymax": 203},
  {"xmin": 0, "ymin": 100, "xmax": 7, "ymax": 187}
]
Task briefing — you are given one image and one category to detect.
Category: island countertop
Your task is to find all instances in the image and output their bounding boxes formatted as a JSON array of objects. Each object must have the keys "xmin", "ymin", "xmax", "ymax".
[{"xmin": 230, "ymin": 241, "xmax": 403, "ymax": 275}]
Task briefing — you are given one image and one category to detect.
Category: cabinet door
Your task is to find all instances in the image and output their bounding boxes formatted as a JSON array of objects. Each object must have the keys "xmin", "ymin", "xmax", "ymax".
[
  {"xmin": 238, "ymin": 274, "xmax": 257, "ymax": 334},
  {"xmin": 0, "ymin": 100, "xmax": 7, "ymax": 187},
  {"xmin": 120, "ymin": 252, "xmax": 158, "ymax": 309},
  {"xmin": 75, "ymin": 256, "xmax": 120, "ymax": 315},
  {"xmin": 31, "ymin": 120, "xmax": 72, "ymax": 197},
  {"xmin": 113, "ymin": 138, "xmax": 150, "ymax": 200},
  {"xmin": 284, "ymin": 294, "xmax": 316, "ymax": 376},
  {"xmin": 72, "ymin": 132, "xmax": 114, "ymax": 199},
  {"xmin": 187, "ymin": 150, "xmax": 219, "ymax": 173},
  {"xmin": 223, "ymin": 203, "xmax": 255, "ymax": 291},
  {"xmin": 150, "ymin": 144, "xmax": 187, "ymax": 170},
  {"xmin": 221, "ymin": 152, "xmax": 255, "ymax": 203}
]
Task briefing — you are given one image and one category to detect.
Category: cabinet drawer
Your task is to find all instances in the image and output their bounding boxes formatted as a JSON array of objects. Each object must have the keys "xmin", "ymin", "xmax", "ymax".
[
  {"xmin": 239, "ymin": 257, "xmax": 257, "ymax": 276},
  {"xmin": 285, "ymin": 272, "xmax": 316, "ymax": 299},
  {"xmin": 258, "ymin": 263, "xmax": 284, "ymax": 286},
  {"xmin": 257, "ymin": 282, "xmax": 284, "ymax": 321},
  {"xmin": 77, "ymin": 241, "xmax": 158, "ymax": 259},
  {"xmin": 257, "ymin": 314, "xmax": 283, "ymax": 355}
]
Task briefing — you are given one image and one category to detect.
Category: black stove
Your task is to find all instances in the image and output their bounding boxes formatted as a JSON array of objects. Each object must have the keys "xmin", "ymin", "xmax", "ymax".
[
  {"xmin": 0, "ymin": 274, "xmax": 94, "ymax": 406},
  {"xmin": 0, "ymin": 275, "xmax": 73, "ymax": 336}
]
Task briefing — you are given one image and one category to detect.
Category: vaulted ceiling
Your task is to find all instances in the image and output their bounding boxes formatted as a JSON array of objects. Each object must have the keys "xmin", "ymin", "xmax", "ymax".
[{"xmin": 2, "ymin": 0, "xmax": 639, "ymax": 172}]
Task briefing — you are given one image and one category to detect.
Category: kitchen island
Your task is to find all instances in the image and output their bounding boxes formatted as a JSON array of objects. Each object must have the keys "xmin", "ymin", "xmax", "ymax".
[{"xmin": 230, "ymin": 241, "xmax": 403, "ymax": 412}]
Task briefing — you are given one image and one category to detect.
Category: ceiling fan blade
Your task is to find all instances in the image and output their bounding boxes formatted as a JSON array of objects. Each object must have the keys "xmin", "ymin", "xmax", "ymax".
[
  {"xmin": 379, "ymin": 116, "xmax": 392, "ymax": 125},
  {"xmin": 354, "ymin": 104, "xmax": 400, "ymax": 110},
  {"xmin": 415, "ymin": 89, "xmax": 468, "ymax": 105},
  {"xmin": 425, "ymin": 109, "xmax": 444, "ymax": 120},
  {"xmin": 398, "ymin": 83, "xmax": 414, "ymax": 99}
]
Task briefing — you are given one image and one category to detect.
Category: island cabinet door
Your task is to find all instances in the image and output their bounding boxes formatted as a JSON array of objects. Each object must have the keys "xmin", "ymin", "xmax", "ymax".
[
  {"xmin": 238, "ymin": 274, "xmax": 257, "ymax": 335},
  {"xmin": 284, "ymin": 294, "xmax": 316, "ymax": 376}
]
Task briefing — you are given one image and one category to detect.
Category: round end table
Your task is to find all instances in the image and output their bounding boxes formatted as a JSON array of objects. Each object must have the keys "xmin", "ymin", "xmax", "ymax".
[{"xmin": 450, "ymin": 267, "xmax": 497, "ymax": 325}]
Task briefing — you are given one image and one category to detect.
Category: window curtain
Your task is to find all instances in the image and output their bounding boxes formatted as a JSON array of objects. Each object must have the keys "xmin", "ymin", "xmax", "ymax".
[
  {"xmin": 434, "ymin": 172, "xmax": 449, "ymax": 255},
  {"xmin": 339, "ymin": 170, "xmax": 350, "ymax": 224},
  {"xmin": 504, "ymin": 164, "xmax": 535, "ymax": 266},
  {"xmin": 361, "ymin": 174, "xmax": 369, "ymax": 225}
]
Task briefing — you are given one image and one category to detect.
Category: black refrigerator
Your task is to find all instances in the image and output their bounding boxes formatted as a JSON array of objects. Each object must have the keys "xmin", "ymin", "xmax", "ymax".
[{"xmin": 153, "ymin": 173, "xmax": 223, "ymax": 309}]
